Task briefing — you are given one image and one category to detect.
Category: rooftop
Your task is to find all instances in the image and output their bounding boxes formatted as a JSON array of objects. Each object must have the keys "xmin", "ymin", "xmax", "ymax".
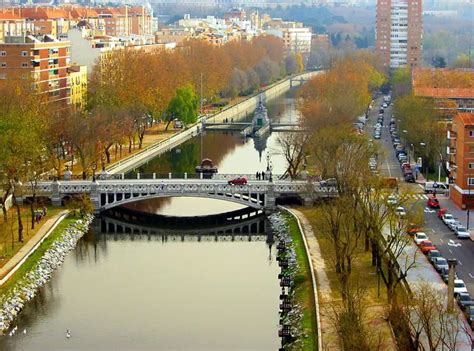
[
  {"xmin": 413, "ymin": 68, "xmax": 474, "ymax": 99},
  {"xmin": 455, "ymin": 112, "xmax": 474, "ymax": 126}
]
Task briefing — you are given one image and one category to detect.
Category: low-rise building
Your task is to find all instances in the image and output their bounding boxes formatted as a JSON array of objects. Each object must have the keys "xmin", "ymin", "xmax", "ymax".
[
  {"xmin": 0, "ymin": 34, "xmax": 70, "ymax": 106},
  {"xmin": 447, "ymin": 113, "xmax": 474, "ymax": 209},
  {"xmin": 0, "ymin": 11, "xmax": 35, "ymax": 43},
  {"xmin": 413, "ymin": 68, "xmax": 474, "ymax": 116}
]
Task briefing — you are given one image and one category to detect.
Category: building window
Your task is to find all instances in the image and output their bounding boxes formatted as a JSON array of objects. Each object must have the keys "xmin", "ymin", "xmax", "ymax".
[
  {"xmin": 0, "ymin": 73, "xmax": 6, "ymax": 79},
  {"xmin": 21, "ymin": 62, "xmax": 29, "ymax": 68},
  {"xmin": 0, "ymin": 51, "xmax": 6, "ymax": 57},
  {"xmin": 470, "ymin": 131, "xmax": 474, "ymax": 137},
  {"xmin": 470, "ymin": 146, "xmax": 474, "ymax": 153},
  {"xmin": 469, "ymin": 163, "xmax": 474, "ymax": 169},
  {"xmin": 21, "ymin": 51, "xmax": 28, "ymax": 57},
  {"xmin": 0, "ymin": 63, "xmax": 6, "ymax": 68},
  {"xmin": 469, "ymin": 178, "xmax": 474, "ymax": 186}
]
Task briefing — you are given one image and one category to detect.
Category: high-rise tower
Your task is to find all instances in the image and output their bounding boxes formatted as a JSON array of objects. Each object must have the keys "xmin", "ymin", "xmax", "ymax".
[{"xmin": 376, "ymin": 0, "xmax": 423, "ymax": 70}]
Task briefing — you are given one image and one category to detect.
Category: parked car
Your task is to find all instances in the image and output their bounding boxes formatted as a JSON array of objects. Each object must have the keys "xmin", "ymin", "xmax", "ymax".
[
  {"xmin": 228, "ymin": 176, "xmax": 248, "ymax": 185},
  {"xmin": 386, "ymin": 194, "xmax": 397, "ymax": 205},
  {"xmin": 433, "ymin": 257, "xmax": 449, "ymax": 272},
  {"xmin": 404, "ymin": 172, "xmax": 415, "ymax": 183},
  {"xmin": 427, "ymin": 196, "xmax": 440, "ymax": 209},
  {"xmin": 428, "ymin": 249, "xmax": 442, "ymax": 264},
  {"xmin": 455, "ymin": 225, "xmax": 471, "ymax": 239},
  {"xmin": 439, "ymin": 267, "xmax": 458, "ymax": 283},
  {"xmin": 419, "ymin": 240, "xmax": 436, "ymax": 254},
  {"xmin": 414, "ymin": 232, "xmax": 429, "ymax": 245},
  {"xmin": 437, "ymin": 208, "xmax": 448, "ymax": 219},
  {"xmin": 424, "ymin": 181, "xmax": 449, "ymax": 194},
  {"xmin": 448, "ymin": 221, "xmax": 462, "ymax": 231},
  {"xmin": 442, "ymin": 213, "xmax": 456, "ymax": 226},
  {"xmin": 465, "ymin": 306, "xmax": 474, "ymax": 329},
  {"xmin": 454, "ymin": 279, "xmax": 468, "ymax": 294},
  {"xmin": 382, "ymin": 103, "xmax": 388, "ymax": 108},
  {"xmin": 374, "ymin": 133, "xmax": 381, "ymax": 139},
  {"xmin": 456, "ymin": 292, "xmax": 474, "ymax": 310},
  {"xmin": 395, "ymin": 206, "xmax": 406, "ymax": 217},
  {"xmin": 407, "ymin": 224, "xmax": 422, "ymax": 236}
]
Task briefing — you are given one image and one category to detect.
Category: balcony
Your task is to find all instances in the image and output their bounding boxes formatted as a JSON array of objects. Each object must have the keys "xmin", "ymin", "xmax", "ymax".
[{"xmin": 447, "ymin": 147, "xmax": 457, "ymax": 155}]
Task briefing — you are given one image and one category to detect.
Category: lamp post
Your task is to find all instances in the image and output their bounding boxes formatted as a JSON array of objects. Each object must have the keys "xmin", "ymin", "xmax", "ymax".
[
  {"xmin": 402, "ymin": 130, "xmax": 409, "ymax": 163},
  {"xmin": 92, "ymin": 162, "xmax": 97, "ymax": 182},
  {"xmin": 467, "ymin": 178, "xmax": 471, "ymax": 230},
  {"xmin": 420, "ymin": 142, "xmax": 428, "ymax": 182}
]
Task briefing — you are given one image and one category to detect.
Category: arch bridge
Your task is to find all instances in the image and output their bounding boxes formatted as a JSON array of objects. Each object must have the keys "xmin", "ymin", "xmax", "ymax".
[{"xmin": 22, "ymin": 174, "xmax": 338, "ymax": 213}]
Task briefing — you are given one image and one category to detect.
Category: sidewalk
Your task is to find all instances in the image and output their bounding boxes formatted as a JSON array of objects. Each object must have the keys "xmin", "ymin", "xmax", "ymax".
[
  {"xmin": 383, "ymin": 226, "xmax": 474, "ymax": 350},
  {"xmin": 0, "ymin": 210, "xmax": 69, "ymax": 285}
]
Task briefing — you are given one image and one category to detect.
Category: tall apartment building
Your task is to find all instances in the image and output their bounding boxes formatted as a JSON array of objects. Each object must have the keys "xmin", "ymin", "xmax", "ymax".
[
  {"xmin": 376, "ymin": 0, "xmax": 423, "ymax": 69},
  {"xmin": 447, "ymin": 113, "xmax": 474, "ymax": 209},
  {"xmin": 0, "ymin": 34, "xmax": 70, "ymax": 106}
]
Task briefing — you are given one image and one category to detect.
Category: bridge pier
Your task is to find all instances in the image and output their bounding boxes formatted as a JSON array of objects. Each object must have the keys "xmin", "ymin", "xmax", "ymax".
[
  {"xmin": 51, "ymin": 180, "xmax": 62, "ymax": 207},
  {"xmin": 90, "ymin": 181, "xmax": 101, "ymax": 214},
  {"xmin": 264, "ymin": 183, "xmax": 276, "ymax": 213}
]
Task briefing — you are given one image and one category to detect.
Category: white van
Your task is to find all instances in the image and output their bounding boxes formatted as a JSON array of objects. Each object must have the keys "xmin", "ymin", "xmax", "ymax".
[{"xmin": 424, "ymin": 182, "xmax": 448, "ymax": 194}]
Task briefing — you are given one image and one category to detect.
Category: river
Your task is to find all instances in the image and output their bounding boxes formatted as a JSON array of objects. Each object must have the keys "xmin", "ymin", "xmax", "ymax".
[{"xmin": 0, "ymin": 89, "xmax": 301, "ymax": 350}]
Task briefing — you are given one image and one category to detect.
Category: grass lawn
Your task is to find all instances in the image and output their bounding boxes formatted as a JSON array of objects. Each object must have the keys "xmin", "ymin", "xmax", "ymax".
[
  {"xmin": 0, "ymin": 214, "xmax": 77, "ymax": 297},
  {"xmin": 0, "ymin": 206, "xmax": 64, "ymax": 267},
  {"xmin": 281, "ymin": 211, "xmax": 318, "ymax": 351}
]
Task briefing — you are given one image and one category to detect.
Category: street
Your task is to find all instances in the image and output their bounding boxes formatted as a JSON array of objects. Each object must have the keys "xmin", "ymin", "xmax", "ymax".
[{"xmin": 368, "ymin": 96, "xmax": 474, "ymax": 297}]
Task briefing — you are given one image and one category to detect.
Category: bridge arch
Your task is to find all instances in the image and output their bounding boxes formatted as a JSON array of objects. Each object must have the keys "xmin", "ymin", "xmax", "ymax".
[{"xmin": 97, "ymin": 191, "xmax": 266, "ymax": 212}]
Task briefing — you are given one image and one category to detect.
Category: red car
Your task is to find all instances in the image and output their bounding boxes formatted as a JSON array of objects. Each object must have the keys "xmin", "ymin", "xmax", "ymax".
[
  {"xmin": 228, "ymin": 177, "xmax": 248, "ymax": 185},
  {"xmin": 419, "ymin": 240, "xmax": 436, "ymax": 254},
  {"xmin": 407, "ymin": 223, "xmax": 422, "ymax": 236},
  {"xmin": 427, "ymin": 196, "xmax": 440, "ymax": 209},
  {"xmin": 438, "ymin": 208, "xmax": 448, "ymax": 219}
]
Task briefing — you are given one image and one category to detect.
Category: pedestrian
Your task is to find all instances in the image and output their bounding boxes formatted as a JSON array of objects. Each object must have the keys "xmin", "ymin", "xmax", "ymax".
[
  {"xmin": 231, "ymin": 118, "xmax": 233, "ymax": 123},
  {"xmin": 82, "ymin": 171, "xmax": 86, "ymax": 180},
  {"xmin": 42, "ymin": 206, "xmax": 47, "ymax": 216},
  {"xmin": 262, "ymin": 171, "xmax": 266, "ymax": 180},
  {"xmin": 256, "ymin": 171, "xmax": 259, "ymax": 180},
  {"xmin": 161, "ymin": 180, "xmax": 165, "ymax": 191}
]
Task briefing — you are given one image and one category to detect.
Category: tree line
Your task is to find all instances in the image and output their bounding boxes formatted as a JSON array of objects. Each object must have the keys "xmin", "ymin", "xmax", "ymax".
[{"xmin": 278, "ymin": 53, "xmax": 466, "ymax": 349}]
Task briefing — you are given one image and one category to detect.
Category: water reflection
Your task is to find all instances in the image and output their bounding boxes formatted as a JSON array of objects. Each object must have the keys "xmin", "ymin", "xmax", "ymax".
[{"xmin": 0, "ymin": 216, "xmax": 280, "ymax": 351}]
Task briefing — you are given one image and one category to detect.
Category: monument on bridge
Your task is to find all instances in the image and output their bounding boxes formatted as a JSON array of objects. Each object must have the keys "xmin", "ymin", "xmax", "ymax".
[{"xmin": 252, "ymin": 100, "xmax": 270, "ymax": 137}]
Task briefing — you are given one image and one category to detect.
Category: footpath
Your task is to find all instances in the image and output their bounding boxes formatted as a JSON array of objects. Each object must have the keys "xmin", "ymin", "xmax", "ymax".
[{"xmin": 0, "ymin": 210, "xmax": 69, "ymax": 285}]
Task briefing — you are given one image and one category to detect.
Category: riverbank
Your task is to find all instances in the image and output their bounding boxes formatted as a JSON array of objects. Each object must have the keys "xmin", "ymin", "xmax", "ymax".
[
  {"xmin": 271, "ymin": 209, "xmax": 318, "ymax": 350},
  {"xmin": 0, "ymin": 213, "xmax": 93, "ymax": 333}
]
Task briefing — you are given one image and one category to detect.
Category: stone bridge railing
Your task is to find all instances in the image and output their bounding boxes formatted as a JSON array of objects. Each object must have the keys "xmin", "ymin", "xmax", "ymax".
[{"xmin": 21, "ymin": 177, "xmax": 338, "ymax": 212}]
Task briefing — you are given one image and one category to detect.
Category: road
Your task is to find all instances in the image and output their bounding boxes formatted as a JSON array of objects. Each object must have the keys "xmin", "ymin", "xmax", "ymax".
[{"xmin": 369, "ymin": 96, "xmax": 474, "ymax": 297}]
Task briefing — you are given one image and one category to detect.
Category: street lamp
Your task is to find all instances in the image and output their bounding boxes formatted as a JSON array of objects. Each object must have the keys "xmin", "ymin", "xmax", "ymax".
[
  {"xmin": 420, "ymin": 142, "xmax": 428, "ymax": 182},
  {"xmin": 402, "ymin": 130, "xmax": 409, "ymax": 163},
  {"xmin": 92, "ymin": 163, "xmax": 97, "ymax": 182},
  {"xmin": 467, "ymin": 178, "xmax": 471, "ymax": 230}
]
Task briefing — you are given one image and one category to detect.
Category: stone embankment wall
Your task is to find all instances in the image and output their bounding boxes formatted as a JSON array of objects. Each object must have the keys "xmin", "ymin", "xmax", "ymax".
[{"xmin": 0, "ymin": 215, "xmax": 93, "ymax": 333}]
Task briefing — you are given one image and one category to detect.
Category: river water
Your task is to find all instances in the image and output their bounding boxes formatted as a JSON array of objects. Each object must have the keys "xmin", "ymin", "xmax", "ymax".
[{"xmin": 0, "ymin": 89, "xmax": 300, "ymax": 350}]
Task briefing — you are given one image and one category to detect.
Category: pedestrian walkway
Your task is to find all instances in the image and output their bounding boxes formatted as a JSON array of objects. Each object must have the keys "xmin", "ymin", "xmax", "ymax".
[{"xmin": 0, "ymin": 210, "xmax": 69, "ymax": 285}]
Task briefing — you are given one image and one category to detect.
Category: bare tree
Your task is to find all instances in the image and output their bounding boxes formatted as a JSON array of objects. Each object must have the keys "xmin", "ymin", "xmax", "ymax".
[{"xmin": 276, "ymin": 131, "xmax": 309, "ymax": 179}]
